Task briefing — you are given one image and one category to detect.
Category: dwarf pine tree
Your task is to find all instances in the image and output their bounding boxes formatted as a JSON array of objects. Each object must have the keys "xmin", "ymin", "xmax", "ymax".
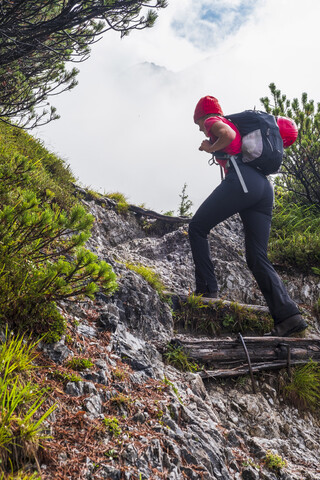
[
  {"xmin": 0, "ymin": 0, "xmax": 167, "ymax": 128},
  {"xmin": 260, "ymin": 83, "xmax": 320, "ymax": 208},
  {"xmin": 0, "ymin": 142, "xmax": 117, "ymax": 340}
]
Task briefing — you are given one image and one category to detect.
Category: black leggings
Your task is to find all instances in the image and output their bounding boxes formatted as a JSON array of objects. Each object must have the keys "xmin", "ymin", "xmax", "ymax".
[{"xmin": 188, "ymin": 162, "xmax": 299, "ymax": 324}]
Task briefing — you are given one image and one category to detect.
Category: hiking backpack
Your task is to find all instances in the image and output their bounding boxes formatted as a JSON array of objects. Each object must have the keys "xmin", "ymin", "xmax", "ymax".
[{"xmin": 226, "ymin": 110, "xmax": 284, "ymax": 175}]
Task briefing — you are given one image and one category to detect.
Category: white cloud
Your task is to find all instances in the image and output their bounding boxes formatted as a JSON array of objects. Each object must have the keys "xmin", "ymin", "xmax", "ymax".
[
  {"xmin": 170, "ymin": 0, "xmax": 261, "ymax": 49},
  {"xmin": 36, "ymin": 0, "xmax": 320, "ymax": 213}
]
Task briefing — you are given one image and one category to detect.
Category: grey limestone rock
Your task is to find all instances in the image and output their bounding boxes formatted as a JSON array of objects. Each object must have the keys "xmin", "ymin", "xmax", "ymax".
[{"xmin": 50, "ymin": 196, "xmax": 320, "ymax": 480}]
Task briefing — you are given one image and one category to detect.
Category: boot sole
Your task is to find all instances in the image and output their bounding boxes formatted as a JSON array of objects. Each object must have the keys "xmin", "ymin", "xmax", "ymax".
[
  {"xmin": 285, "ymin": 323, "xmax": 308, "ymax": 338},
  {"xmin": 275, "ymin": 322, "xmax": 308, "ymax": 338}
]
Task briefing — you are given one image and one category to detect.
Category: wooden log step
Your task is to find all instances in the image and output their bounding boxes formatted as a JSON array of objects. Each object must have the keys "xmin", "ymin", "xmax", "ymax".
[
  {"xmin": 172, "ymin": 336, "xmax": 320, "ymax": 369},
  {"xmin": 165, "ymin": 292, "xmax": 274, "ymax": 336},
  {"xmin": 199, "ymin": 360, "xmax": 312, "ymax": 378},
  {"xmin": 172, "ymin": 293, "xmax": 269, "ymax": 314}
]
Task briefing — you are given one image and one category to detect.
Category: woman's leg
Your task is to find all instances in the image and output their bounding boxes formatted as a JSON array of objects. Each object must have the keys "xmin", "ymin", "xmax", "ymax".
[
  {"xmin": 240, "ymin": 208, "xmax": 300, "ymax": 323},
  {"xmin": 189, "ymin": 163, "xmax": 307, "ymax": 334},
  {"xmin": 189, "ymin": 166, "xmax": 264, "ymax": 294}
]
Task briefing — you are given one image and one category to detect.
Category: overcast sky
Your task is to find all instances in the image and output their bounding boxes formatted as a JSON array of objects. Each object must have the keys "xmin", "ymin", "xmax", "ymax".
[{"xmin": 36, "ymin": 0, "xmax": 320, "ymax": 214}]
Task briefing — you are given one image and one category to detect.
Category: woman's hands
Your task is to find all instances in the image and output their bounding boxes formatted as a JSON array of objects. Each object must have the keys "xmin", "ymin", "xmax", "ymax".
[
  {"xmin": 199, "ymin": 139, "xmax": 212, "ymax": 152},
  {"xmin": 199, "ymin": 120, "xmax": 236, "ymax": 154}
]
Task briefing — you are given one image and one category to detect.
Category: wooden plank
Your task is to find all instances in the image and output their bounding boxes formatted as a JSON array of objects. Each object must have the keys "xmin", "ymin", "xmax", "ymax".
[
  {"xmin": 199, "ymin": 359, "xmax": 311, "ymax": 378},
  {"xmin": 128, "ymin": 204, "xmax": 190, "ymax": 223},
  {"xmin": 172, "ymin": 336, "xmax": 320, "ymax": 368},
  {"xmin": 175, "ymin": 294, "xmax": 270, "ymax": 314}
]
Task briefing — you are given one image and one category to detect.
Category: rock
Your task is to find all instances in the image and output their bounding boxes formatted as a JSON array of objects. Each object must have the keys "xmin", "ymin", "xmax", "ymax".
[
  {"xmin": 99, "ymin": 304, "xmax": 121, "ymax": 332},
  {"xmin": 42, "ymin": 340, "xmax": 72, "ymax": 364},
  {"xmin": 96, "ymin": 465, "xmax": 121, "ymax": 480},
  {"xmin": 110, "ymin": 326, "xmax": 163, "ymax": 377},
  {"xmin": 46, "ymin": 197, "xmax": 320, "ymax": 480},
  {"xmin": 77, "ymin": 323, "xmax": 97, "ymax": 337},
  {"xmin": 65, "ymin": 381, "xmax": 84, "ymax": 396},
  {"xmin": 121, "ymin": 444, "xmax": 139, "ymax": 465},
  {"xmin": 241, "ymin": 466, "xmax": 260, "ymax": 480},
  {"xmin": 84, "ymin": 394, "xmax": 102, "ymax": 417}
]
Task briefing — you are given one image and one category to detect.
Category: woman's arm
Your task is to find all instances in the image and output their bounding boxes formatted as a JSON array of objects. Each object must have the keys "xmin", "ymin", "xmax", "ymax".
[{"xmin": 199, "ymin": 120, "xmax": 236, "ymax": 153}]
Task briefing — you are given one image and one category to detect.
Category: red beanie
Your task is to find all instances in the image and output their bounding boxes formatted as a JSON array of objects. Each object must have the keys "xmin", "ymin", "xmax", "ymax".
[{"xmin": 194, "ymin": 96, "xmax": 224, "ymax": 123}]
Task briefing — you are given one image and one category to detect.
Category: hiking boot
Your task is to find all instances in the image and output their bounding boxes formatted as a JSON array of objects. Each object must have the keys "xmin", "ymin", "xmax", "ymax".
[
  {"xmin": 265, "ymin": 314, "xmax": 308, "ymax": 337},
  {"xmin": 203, "ymin": 292, "xmax": 218, "ymax": 299}
]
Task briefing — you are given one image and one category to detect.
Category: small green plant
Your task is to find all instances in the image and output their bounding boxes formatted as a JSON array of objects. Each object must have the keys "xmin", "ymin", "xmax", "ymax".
[
  {"xmin": 281, "ymin": 360, "xmax": 320, "ymax": 411},
  {"xmin": 264, "ymin": 450, "xmax": 287, "ymax": 472},
  {"xmin": 125, "ymin": 262, "xmax": 166, "ymax": 299},
  {"xmin": 64, "ymin": 334, "xmax": 73, "ymax": 345},
  {"xmin": 66, "ymin": 357, "xmax": 93, "ymax": 371},
  {"xmin": 52, "ymin": 370, "xmax": 81, "ymax": 384},
  {"xmin": 222, "ymin": 314, "xmax": 236, "ymax": 328},
  {"xmin": 86, "ymin": 189, "xmax": 103, "ymax": 200},
  {"xmin": 162, "ymin": 210, "xmax": 174, "ymax": 216},
  {"xmin": 107, "ymin": 192, "xmax": 129, "ymax": 214},
  {"xmin": 112, "ymin": 368, "xmax": 126, "ymax": 381},
  {"xmin": 0, "ymin": 472, "xmax": 41, "ymax": 480},
  {"xmin": 104, "ymin": 448, "xmax": 118, "ymax": 459},
  {"xmin": 242, "ymin": 459, "xmax": 260, "ymax": 470},
  {"xmin": 162, "ymin": 376, "xmax": 183, "ymax": 404},
  {"xmin": 110, "ymin": 393, "xmax": 133, "ymax": 409},
  {"xmin": 177, "ymin": 183, "xmax": 193, "ymax": 217},
  {"xmin": 0, "ymin": 327, "xmax": 40, "ymax": 382},
  {"xmin": 155, "ymin": 408, "xmax": 164, "ymax": 420},
  {"xmin": 102, "ymin": 417, "xmax": 122, "ymax": 437},
  {"xmin": 163, "ymin": 343, "xmax": 199, "ymax": 373},
  {"xmin": 185, "ymin": 293, "xmax": 209, "ymax": 310}
]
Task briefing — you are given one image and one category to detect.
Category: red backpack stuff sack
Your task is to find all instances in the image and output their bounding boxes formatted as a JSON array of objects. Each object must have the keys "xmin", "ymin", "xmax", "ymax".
[{"xmin": 276, "ymin": 116, "xmax": 298, "ymax": 148}]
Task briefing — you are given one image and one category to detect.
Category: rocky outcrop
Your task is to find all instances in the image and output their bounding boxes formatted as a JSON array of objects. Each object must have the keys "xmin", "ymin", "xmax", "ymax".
[
  {"xmin": 86, "ymin": 195, "xmax": 320, "ymax": 309},
  {"xmin": 40, "ymin": 194, "xmax": 320, "ymax": 480}
]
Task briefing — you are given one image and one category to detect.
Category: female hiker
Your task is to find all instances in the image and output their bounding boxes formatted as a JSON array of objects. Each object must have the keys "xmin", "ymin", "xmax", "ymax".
[{"xmin": 189, "ymin": 95, "xmax": 307, "ymax": 337}]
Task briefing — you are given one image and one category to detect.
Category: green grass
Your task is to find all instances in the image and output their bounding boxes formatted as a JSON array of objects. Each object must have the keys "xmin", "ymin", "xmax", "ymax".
[
  {"xmin": 0, "ymin": 327, "xmax": 39, "ymax": 381},
  {"xmin": 51, "ymin": 369, "xmax": 82, "ymax": 384},
  {"xmin": 107, "ymin": 192, "xmax": 129, "ymax": 214},
  {"xmin": 185, "ymin": 293, "xmax": 210, "ymax": 310},
  {"xmin": 125, "ymin": 262, "xmax": 166, "ymax": 299},
  {"xmin": 0, "ymin": 121, "xmax": 76, "ymax": 210},
  {"xmin": 0, "ymin": 473, "xmax": 41, "ymax": 480},
  {"xmin": 0, "ymin": 328, "xmax": 56, "ymax": 473},
  {"xmin": 281, "ymin": 360, "xmax": 320, "ymax": 411},
  {"xmin": 269, "ymin": 192, "xmax": 320, "ymax": 272},
  {"xmin": 163, "ymin": 343, "xmax": 199, "ymax": 372},
  {"xmin": 176, "ymin": 297, "xmax": 273, "ymax": 336},
  {"xmin": 66, "ymin": 357, "xmax": 94, "ymax": 371}
]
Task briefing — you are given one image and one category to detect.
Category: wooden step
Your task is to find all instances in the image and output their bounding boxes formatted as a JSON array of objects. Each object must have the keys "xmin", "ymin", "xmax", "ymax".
[{"xmin": 170, "ymin": 335, "xmax": 320, "ymax": 378}]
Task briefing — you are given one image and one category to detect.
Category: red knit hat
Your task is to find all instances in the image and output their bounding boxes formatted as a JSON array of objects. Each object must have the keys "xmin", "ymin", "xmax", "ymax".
[{"xmin": 193, "ymin": 96, "xmax": 224, "ymax": 123}]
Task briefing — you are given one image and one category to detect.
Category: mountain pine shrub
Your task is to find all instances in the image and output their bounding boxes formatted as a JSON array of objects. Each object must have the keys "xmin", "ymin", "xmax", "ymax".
[
  {"xmin": 261, "ymin": 84, "xmax": 320, "ymax": 208},
  {"xmin": 269, "ymin": 191, "xmax": 320, "ymax": 273},
  {"xmin": 0, "ymin": 122, "xmax": 117, "ymax": 338}
]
